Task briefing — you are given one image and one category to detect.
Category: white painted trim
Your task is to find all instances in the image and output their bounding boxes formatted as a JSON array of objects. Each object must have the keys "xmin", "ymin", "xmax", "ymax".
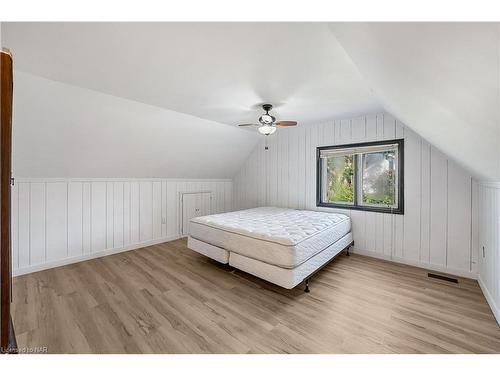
[
  {"xmin": 351, "ymin": 248, "xmax": 478, "ymax": 280},
  {"xmin": 478, "ymin": 275, "xmax": 500, "ymax": 326},
  {"xmin": 180, "ymin": 190, "xmax": 214, "ymax": 195},
  {"xmin": 13, "ymin": 235, "xmax": 181, "ymax": 276},
  {"xmin": 477, "ymin": 181, "xmax": 500, "ymax": 188},
  {"xmin": 350, "ymin": 248, "xmax": 392, "ymax": 261},
  {"xmin": 476, "ymin": 184, "xmax": 500, "ymax": 327},
  {"xmin": 15, "ymin": 177, "xmax": 232, "ymax": 183}
]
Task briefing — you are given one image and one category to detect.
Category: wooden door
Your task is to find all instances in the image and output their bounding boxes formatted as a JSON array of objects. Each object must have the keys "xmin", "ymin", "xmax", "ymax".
[{"xmin": 0, "ymin": 48, "xmax": 15, "ymax": 353}]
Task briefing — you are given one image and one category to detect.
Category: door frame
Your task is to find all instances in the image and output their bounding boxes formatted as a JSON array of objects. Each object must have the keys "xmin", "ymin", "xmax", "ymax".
[{"xmin": 1, "ymin": 48, "xmax": 16, "ymax": 353}]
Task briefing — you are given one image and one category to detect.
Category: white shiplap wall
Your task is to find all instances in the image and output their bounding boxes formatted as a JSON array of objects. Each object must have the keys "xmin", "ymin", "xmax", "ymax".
[
  {"xmin": 11, "ymin": 178, "xmax": 232, "ymax": 276},
  {"xmin": 477, "ymin": 182, "xmax": 500, "ymax": 324},
  {"xmin": 233, "ymin": 113, "xmax": 476, "ymax": 278}
]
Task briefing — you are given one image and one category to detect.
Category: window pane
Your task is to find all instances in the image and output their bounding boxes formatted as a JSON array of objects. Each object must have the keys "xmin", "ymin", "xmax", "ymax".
[
  {"xmin": 325, "ymin": 155, "xmax": 354, "ymax": 204},
  {"xmin": 361, "ymin": 151, "xmax": 396, "ymax": 207}
]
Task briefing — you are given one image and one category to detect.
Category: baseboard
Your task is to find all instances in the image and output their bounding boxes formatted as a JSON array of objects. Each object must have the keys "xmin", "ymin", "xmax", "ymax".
[
  {"xmin": 351, "ymin": 248, "xmax": 392, "ymax": 261},
  {"xmin": 13, "ymin": 235, "xmax": 182, "ymax": 276},
  {"xmin": 351, "ymin": 248, "xmax": 477, "ymax": 280},
  {"xmin": 478, "ymin": 276, "xmax": 500, "ymax": 326}
]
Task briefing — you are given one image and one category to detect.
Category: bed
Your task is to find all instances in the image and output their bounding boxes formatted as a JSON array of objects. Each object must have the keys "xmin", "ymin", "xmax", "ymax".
[{"xmin": 187, "ymin": 207, "xmax": 353, "ymax": 292}]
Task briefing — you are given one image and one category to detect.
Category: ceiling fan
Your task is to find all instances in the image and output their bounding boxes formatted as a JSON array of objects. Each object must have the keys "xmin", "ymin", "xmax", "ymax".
[{"xmin": 238, "ymin": 104, "xmax": 298, "ymax": 136}]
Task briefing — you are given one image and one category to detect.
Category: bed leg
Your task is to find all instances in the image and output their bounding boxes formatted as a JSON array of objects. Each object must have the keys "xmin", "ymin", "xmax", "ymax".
[
  {"xmin": 304, "ymin": 279, "xmax": 310, "ymax": 293},
  {"xmin": 346, "ymin": 247, "xmax": 350, "ymax": 256}
]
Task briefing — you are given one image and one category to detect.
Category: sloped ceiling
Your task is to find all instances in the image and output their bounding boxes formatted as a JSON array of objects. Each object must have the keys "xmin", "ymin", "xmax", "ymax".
[
  {"xmin": 2, "ymin": 22, "xmax": 381, "ymax": 126},
  {"xmin": 12, "ymin": 71, "xmax": 260, "ymax": 178},
  {"xmin": 329, "ymin": 23, "xmax": 499, "ymax": 181},
  {"xmin": 2, "ymin": 22, "xmax": 499, "ymax": 180},
  {"xmin": 2, "ymin": 22, "xmax": 384, "ymax": 178}
]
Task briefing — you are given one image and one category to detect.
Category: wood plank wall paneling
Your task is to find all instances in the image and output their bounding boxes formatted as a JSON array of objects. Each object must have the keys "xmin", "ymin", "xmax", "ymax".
[
  {"xmin": 233, "ymin": 112, "xmax": 476, "ymax": 278},
  {"xmin": 46, "ymin": 182, "xmax": 68, "ymax": 261},
  {"xmin": 29, "ymin": 183, "xmax": 45, "ymax": 265},
  {"xmin": 477, "ymin": 183, "xmax": 500, "ymax": 324},
  {"xmin": 18, "ymin": 183, "xmax": 30, "ymax": 268},
  {"xmin": 91, "ymin": 182, "xmax": 107, "ymax": 254},
  {"xmin": 68, "ymin": 182, "xmax": 83, "ymax": 257},
  {"xmin": 10, "ymin": 178, "xmax": 232, "ymax": 276}
]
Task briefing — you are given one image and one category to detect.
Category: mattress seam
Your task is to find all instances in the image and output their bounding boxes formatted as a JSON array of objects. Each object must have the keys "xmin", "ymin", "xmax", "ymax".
[
  {"xmin": 190, "ymin": 214, "xmax": 350, "ymax": 246},
  {"xmin": 191, "ymin": 231, "xmax": 352, "ymax": 269}
]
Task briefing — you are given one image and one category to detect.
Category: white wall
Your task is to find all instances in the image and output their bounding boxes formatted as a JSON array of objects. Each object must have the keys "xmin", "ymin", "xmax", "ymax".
[
  {"xmin": 12, "ymin": 71, "xmax": 259, "ymax": 178},
  {"xmin": 11, "ymin": 178, "xmax": 232, "ymax": 276},
  {"xmin": 8, "ymin": 71, "xmax": 250, "ymax": 275},
  {"xmin": 477, "ymin": 183, "xmax": 500, "ymax": 324},
  {"xmin": 233, "ymin": 113, "xmax": 476, "ymax": 278}
]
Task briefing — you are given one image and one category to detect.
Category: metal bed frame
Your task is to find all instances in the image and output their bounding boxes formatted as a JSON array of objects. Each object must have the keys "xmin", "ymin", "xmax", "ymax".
[{"xmin": 303, "ymin": 240, "xmax": 354, "ymax": 293}]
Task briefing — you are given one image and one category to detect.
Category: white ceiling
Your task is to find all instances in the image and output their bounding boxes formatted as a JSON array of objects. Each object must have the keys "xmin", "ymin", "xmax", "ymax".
[
  {"xmin": 330, "ymin": 22, "xmax": 500, "ymax": 180},
  {"xmin": 2, "ymin": 22, "xmax": 382, "ymax": 126},
  {"xmin": 3, "ymin": 22, "xmax": 499, "ymax": 181}
]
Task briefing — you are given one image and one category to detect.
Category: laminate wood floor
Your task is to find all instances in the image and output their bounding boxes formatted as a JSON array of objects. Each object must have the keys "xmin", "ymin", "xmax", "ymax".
[{"xmin": 12, "ymin": 239, "xmax": 500, "ymax": 353}]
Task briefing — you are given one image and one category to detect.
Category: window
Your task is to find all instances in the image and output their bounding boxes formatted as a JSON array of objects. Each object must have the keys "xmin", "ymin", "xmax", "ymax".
[{"xmin": 317, "ymin": 139, "xmax": 404, "ymax": 214}]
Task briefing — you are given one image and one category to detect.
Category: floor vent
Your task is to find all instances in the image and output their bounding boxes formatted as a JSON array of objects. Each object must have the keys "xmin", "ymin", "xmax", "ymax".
[{"xmin": 427, "ymin": 273, "xmax": 458, "ymax": 283}]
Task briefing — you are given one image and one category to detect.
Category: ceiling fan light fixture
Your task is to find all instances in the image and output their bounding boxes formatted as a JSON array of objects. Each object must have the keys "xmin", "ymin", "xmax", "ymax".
[
  {"xmin": 237, "ymin": 103, "xmax": 297, "ymax": 135},
  {"xmin": 258, "ymin": 124, "xmax": 277, "ymax": 136},
  {"xmin": 259, "ymin": 114, "xmax": 274, "ymax": 124}
]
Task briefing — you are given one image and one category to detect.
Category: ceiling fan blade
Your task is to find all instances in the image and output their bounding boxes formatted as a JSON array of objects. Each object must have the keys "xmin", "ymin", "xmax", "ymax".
[
  {"xmin": 275, "ymin": 121, "xmax": 298, "ymax": 127},
  {"xmin": 238, "ymin": 123, "xmax": 259, "ymax": 127}
]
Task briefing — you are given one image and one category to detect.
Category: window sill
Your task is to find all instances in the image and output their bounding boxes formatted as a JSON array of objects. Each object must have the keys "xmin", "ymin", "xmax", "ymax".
[{"xmin": 316, "ymin": 202, "xmax": 404, "ymax": 215}]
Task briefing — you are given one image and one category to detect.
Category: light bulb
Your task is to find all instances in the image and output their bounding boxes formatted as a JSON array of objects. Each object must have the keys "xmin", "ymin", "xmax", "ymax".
[{"xmin": 258, "ymin": 125, "xmax": 277, "ymax": 136}]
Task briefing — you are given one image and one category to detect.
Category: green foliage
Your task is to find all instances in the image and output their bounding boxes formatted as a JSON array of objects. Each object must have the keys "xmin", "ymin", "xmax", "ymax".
[
  {"xmin": 325, "ymin": 153, "xmax": 395, "ymax": 206},
  {"xmin": 328, "ymin": 177, "xmax": 353, "ymax": 202},
  {"xmin": 363, "ymin": 193, "xmax": 393, "ymax": 205},
  {"xmin": 363, "ymin": 169, "xmax": 394, "ymax": 206},
  {"xmin": 326, "ymin": 155, "xmax": 353, "ymax": 203}
]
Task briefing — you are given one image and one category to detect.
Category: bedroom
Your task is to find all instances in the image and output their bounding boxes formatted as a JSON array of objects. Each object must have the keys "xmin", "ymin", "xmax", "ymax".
[{"xmin": 1, "ymin": 1, "xmax": 500, "ymax": 370}]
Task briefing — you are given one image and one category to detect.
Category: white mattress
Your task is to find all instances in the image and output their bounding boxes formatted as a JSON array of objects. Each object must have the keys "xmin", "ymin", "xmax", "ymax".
[
  {"xmin": 189, "ymin": 207, "xmax": 351, "ymax": 268},
  {"xmin": 230, "ymin": 232, "xmax": 353, "ymax": 289}
]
